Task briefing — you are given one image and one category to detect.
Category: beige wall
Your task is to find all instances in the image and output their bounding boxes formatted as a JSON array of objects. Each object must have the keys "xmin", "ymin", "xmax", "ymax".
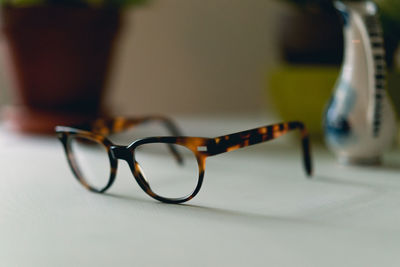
[{"xmin": 108, "ymin": 0, "xmax": 284, "ymax": 115}]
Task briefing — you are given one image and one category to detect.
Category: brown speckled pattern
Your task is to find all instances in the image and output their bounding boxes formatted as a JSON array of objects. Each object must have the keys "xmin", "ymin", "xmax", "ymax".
[
  {"xmin": 77, "ymin": 116, "xmax": 182, "ymax": 136},
  {"xmin": 206, "ymin": 121, "xmax": 312, "ymax": 176},
  {"xmin": 56, "ymin": 117, "xmax": 313, "ymax": 204}
]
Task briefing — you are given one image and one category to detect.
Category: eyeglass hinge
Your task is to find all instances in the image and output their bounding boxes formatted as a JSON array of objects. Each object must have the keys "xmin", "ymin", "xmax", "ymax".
[{"xmin": 197, "ymin": 146, "xmax": 208, "ymax": 152}]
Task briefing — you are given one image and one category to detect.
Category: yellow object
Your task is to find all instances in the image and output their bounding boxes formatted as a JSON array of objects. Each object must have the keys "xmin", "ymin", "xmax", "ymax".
[{"xmin": 268, "ymin": 65, "xmax": 340, "ymax": 136}]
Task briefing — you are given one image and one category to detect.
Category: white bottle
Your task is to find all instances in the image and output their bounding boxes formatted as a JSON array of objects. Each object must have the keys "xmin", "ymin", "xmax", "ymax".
[{"xmin": 324, "ymin": 0, "xmax": 397, "ymax": 165}]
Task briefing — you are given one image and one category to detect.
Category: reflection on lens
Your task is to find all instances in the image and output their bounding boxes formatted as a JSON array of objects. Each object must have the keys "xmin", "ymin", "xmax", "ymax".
[
  {"xmin": 70, "ymin": 136, "xmax": 111, "ymax": 191},
  {"xmin": 135, "ymin": 143, "xmax": 199, "ymax": 199}
]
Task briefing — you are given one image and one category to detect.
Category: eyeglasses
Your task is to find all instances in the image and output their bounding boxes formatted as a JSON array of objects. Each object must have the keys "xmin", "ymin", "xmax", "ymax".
[{"xmin": 56, "ymin": 116, "xmax": 313, "ymax": 204}]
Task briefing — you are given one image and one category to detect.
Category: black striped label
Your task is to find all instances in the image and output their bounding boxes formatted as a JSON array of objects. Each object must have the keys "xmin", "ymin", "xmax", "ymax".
[{"xmin": 365, "ymin": 15, "xmax": 386, "ymax": 138}]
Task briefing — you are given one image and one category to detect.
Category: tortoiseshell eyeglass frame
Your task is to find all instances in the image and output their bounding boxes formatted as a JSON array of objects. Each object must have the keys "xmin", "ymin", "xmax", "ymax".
[{"xmin": 56, "ymin": 116, "xmax": 313, "ymax": 204}]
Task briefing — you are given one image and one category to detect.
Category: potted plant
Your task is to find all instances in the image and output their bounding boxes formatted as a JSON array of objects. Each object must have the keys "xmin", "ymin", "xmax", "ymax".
[{"xmin": 0, "ymin": 0, "xmax": 146, "ymax": 133}]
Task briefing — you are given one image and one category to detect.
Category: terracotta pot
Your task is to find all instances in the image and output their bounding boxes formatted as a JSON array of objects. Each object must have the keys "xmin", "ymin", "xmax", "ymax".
[{"xmin": 0, "ymin": 6, "xmax": 120, "ymax": 133}]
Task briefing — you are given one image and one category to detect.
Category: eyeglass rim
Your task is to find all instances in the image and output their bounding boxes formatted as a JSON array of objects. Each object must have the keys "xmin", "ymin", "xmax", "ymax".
[
  {"xmin": 56, "ymin": 127, "xmax": 207, "ymax": 203},
  {"xmin": 127, "ymin": 138, "xmax": 207, "ymax": 204},
  {"xmin": 58, "ymin": 131, "xmax": 118, "ymax": 193}
]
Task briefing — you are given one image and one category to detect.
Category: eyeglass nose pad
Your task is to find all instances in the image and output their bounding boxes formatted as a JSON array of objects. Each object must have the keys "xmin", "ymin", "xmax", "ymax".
[
  {"xmin": 135, "ymin": 162, "xmax": 148, "ymax": 184},
  {"xmin": 133, "ymin": 161, "xmax": 156, "ymax": 196}
]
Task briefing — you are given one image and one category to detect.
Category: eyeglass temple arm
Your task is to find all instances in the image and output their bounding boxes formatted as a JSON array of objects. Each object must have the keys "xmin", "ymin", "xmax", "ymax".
[
  {"xmin": 88, "ymin": 116, "xmax": 181, "ymax": 136},
  {"xmin": 206, "ymin": 121, "xmax": 313, "ymax": 176},
  {"xmin": 90, "ymin": 116, "xmax": 184, "ymax": 164}
]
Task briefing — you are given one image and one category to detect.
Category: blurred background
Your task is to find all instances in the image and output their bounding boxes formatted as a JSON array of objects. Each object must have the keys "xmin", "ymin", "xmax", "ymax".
[
  {"xmin": 108, "ymin": 0, "xmax": 283, "ymax": 115},
  {"xmin": 0, "ymin": 0, "xmax": 398, "ymax": 134},
  {"xmin": 0, "ymin": 0, "xmax": 284, "ymax": 115}
]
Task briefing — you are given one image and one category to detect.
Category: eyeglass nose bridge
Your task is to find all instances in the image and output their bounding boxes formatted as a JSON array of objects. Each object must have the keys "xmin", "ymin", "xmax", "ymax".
[
  {"xmin": 110, "ymin": 144, "xmax": 156, "ymax": 200},
  {"xmin": 110, "ymin": 146, "xmax": 132, "ymax": 161}
]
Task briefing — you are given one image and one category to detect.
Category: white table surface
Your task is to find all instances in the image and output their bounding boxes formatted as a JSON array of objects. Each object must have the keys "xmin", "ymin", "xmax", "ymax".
[{"xmin": 1, "ymin": 114, "xmax": 400, "ymax": 267}]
